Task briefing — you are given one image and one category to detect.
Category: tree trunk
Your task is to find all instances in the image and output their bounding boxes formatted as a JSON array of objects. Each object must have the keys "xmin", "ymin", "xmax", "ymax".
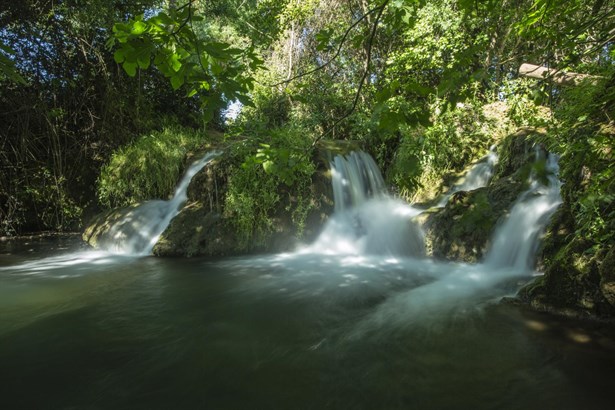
[{"xmin": 518, "ymin": 63, "xmax": 597, "ymax": 86}]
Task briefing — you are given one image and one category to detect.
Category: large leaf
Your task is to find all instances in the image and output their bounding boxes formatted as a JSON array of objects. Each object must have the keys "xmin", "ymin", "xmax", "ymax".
[{"xmin": 171, "ymin": 73, "xmax": 185, "ymax": 90}]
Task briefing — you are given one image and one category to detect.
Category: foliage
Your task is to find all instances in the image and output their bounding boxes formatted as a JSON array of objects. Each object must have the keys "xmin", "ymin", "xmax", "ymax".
[
  {"xmin": 223, "ymin": 125, "xmax": 316, "ymax": 250},
  {"xmin": 388, "ymin": 94, "xmax": 501, "ymax": 202},
  {"xmin": 499, "ymin": 78, "xmax": 553, "ymax": 127},
  {"xmin": 108, "ymin": 1, "xmax": 264, "ymax": 121},
  {"xmin": 25, "ymin": 168, "xmax": 83, "ymax": 232},
  {"xmin": 1, "ymin": 0, "xmax": 614, "ymax": 257},
  {"xmin": 0, "ymin": 0, "xmax": 206, "ymax": 235},
  {"xmin": 549, "ymin": 72, "xmax": 615, "ymax": 253},
  {"xmin": 97, "ymin": 125, "xmax": 208, "ymax": 208},
  {"xmin": 0, "ymin": 41, "xmax": 26, "ymax": 84}
]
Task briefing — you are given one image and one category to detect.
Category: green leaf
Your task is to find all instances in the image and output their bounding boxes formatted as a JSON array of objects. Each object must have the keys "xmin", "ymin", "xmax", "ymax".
[
  {"xmin": 171, "ymin": 74, "xmax": 184, "ymax": 90},
  {"xmin": 378, "ymin": 109, "xmax": 405, "ymax": 132},
  {"xmin": 203, "ymin": 42, "xmax": 230, "ymax": 59},
  {"xmin": 262, "ymin": 160, "xmax": 274, "ymax": 174},
  {"xmin": 375, "ymin": 86, "xmax": 392, "ymax": 103},
  {"xmin": 170, "ymin": 54, "xmax": 182, "ymax": 72},
  {"xmin": 351, "ymin": 33, "xmax": 365, "ymax": 49},
  {"xmin": 113, "ymin": 23, "xmax": 131, "ymax": 34},
  {"xmin": 137, "ymin": 54, "xmax": 150, "ymax": 69},
  {"xmin": 315, "ymin": 28, "xmax": 334, "ymax": 51},
  {"xmin": 236, "ymin": 93, "xmax": 254, "ymax": 107},
  {"xmin": 131, "ymin": 21, "xmax": 148, "ymax": 35},
  {"xmin": 113, "ymin": 49, "xmax": 125, "ymax": 63},
  {"xmin": 153, "ymin": 12, "xmax": 173, "ymax": 26},
  {"xmin": 123, "ymin": 61, "xmax": 137, "ymax": 77}
]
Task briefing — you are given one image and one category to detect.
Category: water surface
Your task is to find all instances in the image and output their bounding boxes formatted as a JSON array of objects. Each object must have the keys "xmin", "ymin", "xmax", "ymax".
[{"xmin": 1, "ymin": 238, "xmax": 614, "ymax": 410}]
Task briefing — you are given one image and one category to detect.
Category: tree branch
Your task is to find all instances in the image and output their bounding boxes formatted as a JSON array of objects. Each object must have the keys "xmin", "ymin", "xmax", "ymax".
[
  {"xmin": 269, "ymin": 1, "xmax": 387, "ymax": 88},
  {"xmin": 309, "ymin": 0, "xmax": 389, "ymax": 148}
]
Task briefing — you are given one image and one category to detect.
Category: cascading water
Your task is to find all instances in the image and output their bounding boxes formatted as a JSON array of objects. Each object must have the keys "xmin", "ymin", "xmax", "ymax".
[
  {"xmin": 3, "ymin": 146, "xmax": 613, "ymax": 410},
  {"xmin": 97, "ymin": 151, "xmax": 220, "ymax": 255},
  {"xmin": 484, "ymin": 151, "xmax": 562, "ymax": 269},
  {"xmin": 306, "ymin": 151, "xmax": 425, "ymax": 256},
  {"xmin": 330, "ymin": 151, "xmax": 387, "ymax": 212},
  {"xmin": 437, "ymin": 146, "xmax": 498, "ymax": 207},
  {"xmin": 335, "ymin": 148, "xmax": 562, "ymax": 333}
]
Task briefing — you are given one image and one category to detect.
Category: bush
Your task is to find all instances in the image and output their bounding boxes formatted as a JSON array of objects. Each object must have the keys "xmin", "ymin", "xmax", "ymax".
[
  {"xmin": 223, "ymin": 125, "xmax": 317, "ymax": 250},
  {"xmin": 388, "ymin": 97, "xmax": 501, "ymax": 202},
  {"xmin": 97, "ymin": 125, "xmax": 210, "ymax": 208}
]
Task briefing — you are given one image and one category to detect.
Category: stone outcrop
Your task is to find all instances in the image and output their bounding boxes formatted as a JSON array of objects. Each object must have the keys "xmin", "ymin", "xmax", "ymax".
[
  {"xmin": 422, "ymin": 128, "xmax": 543, "ymax": 263},
  {"xmin": 148, "ymin": 140, "xmax": 368, "ymax": 257},
  {"xmin": 518, "ymin": 208, "xmax": 615, "ymax": 320},
  {"xmin": 152, "ymin": 155, "xmax": 334, "ymax": 257}
]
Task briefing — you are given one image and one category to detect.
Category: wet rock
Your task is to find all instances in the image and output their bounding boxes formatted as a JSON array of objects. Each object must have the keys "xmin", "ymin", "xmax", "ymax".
[
  {"xmin": 82, "ymin": 205, "xmax": 141, "ymax": 248},
  {"xmin": 153, "ymin": 148, "xmax": 333, "ymax": 257},
  {"xmin": 600, "ymin": 246, "xmax": 615, "ymax": 306},
  {"xmin": 422, "ymin": 129, "xmax": 541, "ymax": 263},
  {"xmin": 152, "ymin": 203, "xmax": 236, "ymax": 257}
]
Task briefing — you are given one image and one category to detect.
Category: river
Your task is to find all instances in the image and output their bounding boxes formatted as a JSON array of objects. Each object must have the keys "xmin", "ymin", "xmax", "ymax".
[{"xmin": 1, "ymin": 236, "xmax": 614, "ymax": 409}]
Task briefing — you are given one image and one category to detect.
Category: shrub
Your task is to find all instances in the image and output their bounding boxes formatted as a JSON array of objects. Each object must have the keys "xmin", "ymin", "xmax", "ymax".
[{"xmin": 97, "ymin": 125, "xmax": 210, "ymax": 208}]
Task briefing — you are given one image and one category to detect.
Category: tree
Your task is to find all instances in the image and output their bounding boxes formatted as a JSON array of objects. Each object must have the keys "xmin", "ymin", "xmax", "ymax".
[{"xmin": 108, "ymin": 0, "xmax": 264, "ymax": 121}]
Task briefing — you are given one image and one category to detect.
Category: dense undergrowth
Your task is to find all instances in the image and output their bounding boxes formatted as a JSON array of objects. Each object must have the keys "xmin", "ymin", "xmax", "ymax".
[
  {"xmin": 223, "ymin": 124, "xmax": 317, "ymax": 250},
  {"xmin": 2, "ymin": 0, "xmax": 613, "ymax": 320},
  {"xmin": 97, "ymin": 125, "xmax": 213, "ymax": 208}
]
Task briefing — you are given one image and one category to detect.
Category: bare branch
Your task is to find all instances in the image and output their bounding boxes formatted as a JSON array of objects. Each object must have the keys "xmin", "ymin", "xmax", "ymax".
[
  {"xmin": 310, "ymin": 0, "xmax": 389, "ymax": 148},
  {"xmin": 269, "ymin": 1, "xmax": 387, "ymax": 88}
]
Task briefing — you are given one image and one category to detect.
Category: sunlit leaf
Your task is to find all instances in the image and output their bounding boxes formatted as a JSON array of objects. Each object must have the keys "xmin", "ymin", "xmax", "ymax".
[
  {"xmin": 170, "ymin": 54, "xmax": 182, "ymax": 72},
  {"xmin": 131, "ymin": 21, "xmax": 148, "ymax": 35}
]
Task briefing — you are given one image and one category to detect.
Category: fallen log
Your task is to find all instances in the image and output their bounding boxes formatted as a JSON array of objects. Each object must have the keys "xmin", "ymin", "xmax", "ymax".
[{"xmin": 518, "ymin": 63, "xmax": 597, "ymax": 86}]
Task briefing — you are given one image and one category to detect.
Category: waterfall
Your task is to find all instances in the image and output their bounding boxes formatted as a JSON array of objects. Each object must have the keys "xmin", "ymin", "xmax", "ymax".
[
  {"xmin": 330, "ymin": 151, "xmax": 388, "ymax": 212},
  {"xmin": 437, "ymin": 146, "xmax": 498, "ymax": 207},
  {"xmin": 306, "ymin": 151, "xmax": 425, "ymax": 256},
  {"xmin": 97, "ymin": 151, "xmax": 220, "ymax": 256},
  {"xmin": 484, "ymin": 152, "xmax": 562, "ymax": 269}
]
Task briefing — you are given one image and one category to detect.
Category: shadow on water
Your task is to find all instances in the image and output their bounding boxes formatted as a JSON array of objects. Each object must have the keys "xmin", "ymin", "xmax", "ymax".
[
  {"xmin": 0, "ymin": 150, "xmax": 612, "ymax": 409},
  {"xmin": 0, "ymin": 245, "xmax": 615, "ymax": 409}
]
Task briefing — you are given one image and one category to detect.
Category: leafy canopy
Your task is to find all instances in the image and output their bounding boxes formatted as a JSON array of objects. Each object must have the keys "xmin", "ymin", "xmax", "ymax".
[{"xmin": 107, "ymin": 1, "xmax": 264, "ymax": 121}]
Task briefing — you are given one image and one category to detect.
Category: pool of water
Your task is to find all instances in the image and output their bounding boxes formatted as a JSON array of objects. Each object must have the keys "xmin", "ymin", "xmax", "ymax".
[{"xmin": 1, "ymin": 237, "xmax": 614, "ymax": 409}]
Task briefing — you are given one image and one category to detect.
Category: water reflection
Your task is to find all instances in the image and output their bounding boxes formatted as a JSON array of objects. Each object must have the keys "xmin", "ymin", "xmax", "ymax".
[
  {"xmin": 0, "ymin": 250, "xmax": 139, "ymax": 277},
  {"xmin": 0, "ymin": 240, "xmax": 614, "ymax": 409}
]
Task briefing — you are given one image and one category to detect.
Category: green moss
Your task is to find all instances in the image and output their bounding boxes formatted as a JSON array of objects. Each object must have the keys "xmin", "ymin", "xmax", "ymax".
[
  {"xmin": 426, "ymin": 188, "xmax": 499, "ymax": 263},
  {"xmin": 97, "ymin": 125, "xmax": 217, "ymax": 208},
  {"xmin": 222, "ymin": 126, "xmax": 317, "ymax": 252}
]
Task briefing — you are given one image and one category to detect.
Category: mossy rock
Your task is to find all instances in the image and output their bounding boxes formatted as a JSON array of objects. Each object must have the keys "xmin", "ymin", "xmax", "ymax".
[
  {"xmin": 425, "ymin": 189, "xmax": 494, "ymax": 263},
  {"xmin": 493, "ymin": 127, "xmax": 546, "ymax": 181},
  {"xmin": 82, "ymin": 204, "xmax": 141, "ymax": 248},
  {"xmin": 520, "ymin": 239, "xmax": 615, "ymax": 319},
  {"xmin": 424, "ymin": 174, "xmax": 524, "ymax": 263},
  {"xmin": 154, "ymin": 148, "xmax": 334, "ymax": 257},
  {"xmin": 152, "ymin": 203, "xmax": 237, "ymax": 257},
  {"xmin": 422, "ymin": 127, "xmax": 547, "ymax": 264}
]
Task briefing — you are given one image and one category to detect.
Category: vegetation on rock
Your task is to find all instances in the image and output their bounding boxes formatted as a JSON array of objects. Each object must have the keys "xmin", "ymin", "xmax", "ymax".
[{"xmin": 1, "ymin": 1, "xmax": 613, "ymax": 318}]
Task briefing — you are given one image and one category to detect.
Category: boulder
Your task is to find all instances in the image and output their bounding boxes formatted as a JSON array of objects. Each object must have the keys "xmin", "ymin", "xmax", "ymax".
[
  {"xmin": 422, "ymin": 128, "xmax": 542, "ymax": 263},
  {"xmin": 152, "ymin": 146, "xmax": 335, "ymax": 257}
]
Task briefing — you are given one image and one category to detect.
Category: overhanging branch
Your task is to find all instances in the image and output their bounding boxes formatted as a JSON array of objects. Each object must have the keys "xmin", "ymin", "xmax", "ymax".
[
  {"xmin": 269, "ymin": 1, "xmax": 388, "ymax": 88},
  {"xmin": 310, "ymin": 1, "xmax": 389, "ymax": 148}
]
